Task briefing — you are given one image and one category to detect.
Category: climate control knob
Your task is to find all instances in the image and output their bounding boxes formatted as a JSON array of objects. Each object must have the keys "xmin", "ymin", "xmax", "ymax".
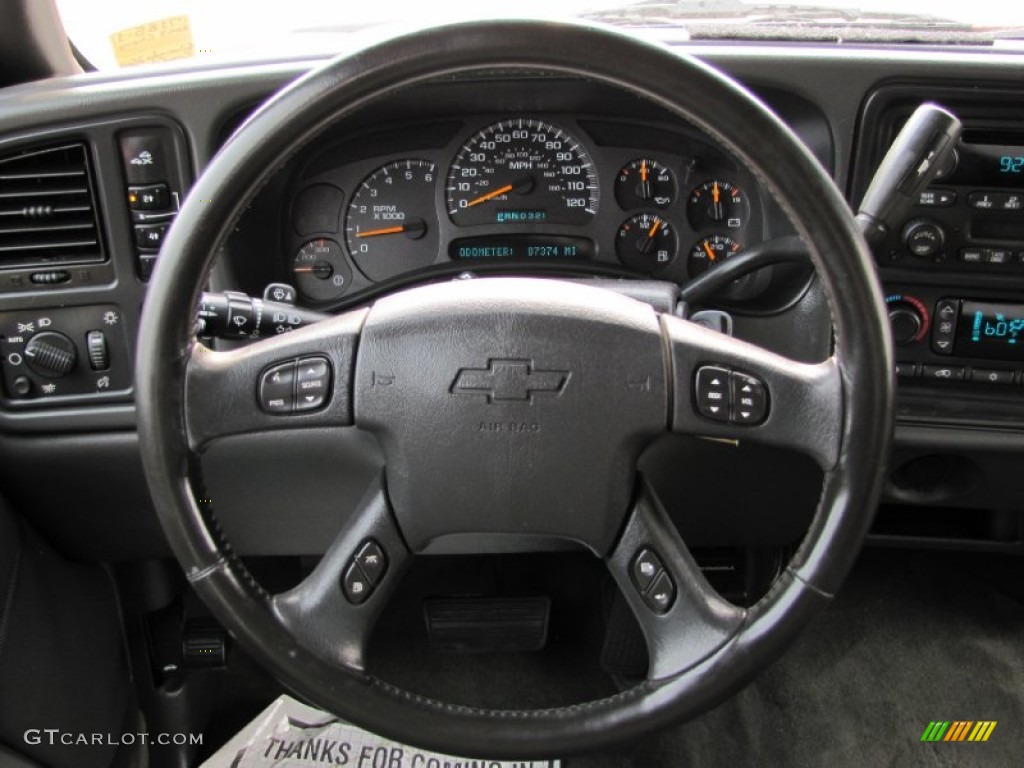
[
  {"xmin": 902, "ymin": 219, "xmax": 945, "ymax": 260},
  {"xmin": 885, "ymin": 295, "xmax": 929, "ymax": 346},
  {"xmin": 24, "ymin": 331, "xmax": 77, "ymax": 378},
  {"xmin": 888, "ymin": 307, "xmax": 922, "ymax": 345}
]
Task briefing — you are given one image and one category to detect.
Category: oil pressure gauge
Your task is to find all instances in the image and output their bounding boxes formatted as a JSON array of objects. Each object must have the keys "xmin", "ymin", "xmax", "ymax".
[{"xmin": 615, "ymin": 158, "xmax": 675, "ymax": 210}]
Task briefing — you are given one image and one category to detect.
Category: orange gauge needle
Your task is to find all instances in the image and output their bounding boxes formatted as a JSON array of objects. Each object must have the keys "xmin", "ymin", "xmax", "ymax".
[
  {"xmin": 466, "ymin": 183, "xmax": 513, "ymax": 208},
  {"xmin": 640, "ymin": 160, "xmax": 649, "ymax": 183},
  {"xmin": 712, "ymin": 182, "xmax": 720, "ymax": 205},
  {"xmin": 354, "ymin": 219, "xmax": 426, "ymax": 240},
  {"xmin": 703, "ymin": 241, "xmax": 716, "ymax": 261},
  {"xmin": 355, "ymin": 225, "xmax": 404, "ymax": 238},
  {"xmin": 647, "ymin": 218, "xmax": 663, "ymax": 238}
]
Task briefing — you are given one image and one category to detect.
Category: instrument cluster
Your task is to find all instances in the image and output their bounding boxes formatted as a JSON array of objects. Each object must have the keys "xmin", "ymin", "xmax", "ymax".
[{"xmin": 284, "ymin": 115, "xmax": 773, "ymax": 307}]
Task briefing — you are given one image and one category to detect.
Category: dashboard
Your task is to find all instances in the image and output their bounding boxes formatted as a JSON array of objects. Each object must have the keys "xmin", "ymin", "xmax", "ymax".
[
  {"xmin": 0, "ymin": 41, "xmax": 1022, "ymax": 561},
  {"xmin": 281, "ymin": 112, "xmax": 774, "ymax": 305}
]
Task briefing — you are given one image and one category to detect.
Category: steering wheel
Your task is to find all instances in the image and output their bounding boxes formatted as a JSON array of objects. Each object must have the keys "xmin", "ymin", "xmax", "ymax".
[{"xmin": 137, "ymin": 19, "xmax": 893, "ymax": 758}]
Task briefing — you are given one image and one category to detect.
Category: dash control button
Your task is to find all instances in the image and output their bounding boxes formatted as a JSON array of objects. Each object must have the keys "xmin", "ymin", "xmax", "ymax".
[
  {"xmin": 258, "ymin": 361, "xmax": 296, "ymax": 413},
  {"xmin": 932, "ymin": 300, "xmax": 958, "ymax": 356},
  {"xmin": 295, "ymin": 356, "xmax": 331, "ymax": 412},
  {"xmin": 631, "ymin": 548, "xmax": 663, "ymax": 593},
  {"xmin": 695, "ymin": 366, "xmax": 731, "ymax": 422},
  {"xmin": 730, "ymin": 372, "xmax": 768, "ymax": 425},
  {"xmin": 355, "ymin": 540, "xmax": 387, "ymax": 586},
  {"xmin": 342, "ymin": 562, "xmax": 371, "ymax": 605},
  {"xmin": 644, "ymin": 572, "xmax": 676, "ymax": 615}
]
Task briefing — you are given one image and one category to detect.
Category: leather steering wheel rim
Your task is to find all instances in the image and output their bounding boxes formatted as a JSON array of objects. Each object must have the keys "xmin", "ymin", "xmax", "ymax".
[{"xmin": 136, "ymin": 19, "xmax": 893, "ymax": 759}]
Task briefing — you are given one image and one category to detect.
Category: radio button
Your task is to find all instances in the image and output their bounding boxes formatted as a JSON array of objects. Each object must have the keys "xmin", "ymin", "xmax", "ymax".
[
  {"xmin": 922, "ymin": 365, "xmax": 965, "ymax": 381},
  {"xmin": 1003, "ymin": 194, "xmax": 1024, "ymax": 211},
  {"xmin": 971, "ymin": 368, "xmax": 1014, "ymax": 385},
  {"xmin": 917, "ymin": 189, "xmax": 956, "ymax": 207},
  {"xmin": 986, "ymin": 249, "xmax": 1013, "ymax": 264},
  {"xmin": 968, "ymin": 191, "xmax": 998, "ymax": 210},
  {"xmin": 958, "ymin": 248, "xmax": 984, "ymax": 263}
]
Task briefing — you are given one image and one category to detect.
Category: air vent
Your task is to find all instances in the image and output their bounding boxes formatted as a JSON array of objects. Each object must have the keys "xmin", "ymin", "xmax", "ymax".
[{"xmin": 0, "ymin": 143, "xmax": 105, "ymax": 269}]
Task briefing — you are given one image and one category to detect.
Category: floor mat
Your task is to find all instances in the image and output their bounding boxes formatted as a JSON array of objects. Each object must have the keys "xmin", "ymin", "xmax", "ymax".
[{"xmin": 573, "ymin": 548, "xmax": 1024, "ymax": 767}]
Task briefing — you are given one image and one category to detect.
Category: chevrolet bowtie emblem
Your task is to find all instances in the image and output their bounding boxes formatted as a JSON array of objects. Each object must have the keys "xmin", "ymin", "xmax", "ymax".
[{"xmin": 451, "ymin": 359, "xmax": 569, "ymax": 403}]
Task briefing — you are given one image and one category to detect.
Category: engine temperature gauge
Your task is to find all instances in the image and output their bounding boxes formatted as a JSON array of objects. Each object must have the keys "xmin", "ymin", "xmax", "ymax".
[
  {"xmin": 687, "ymin": 180, "xmax": 749, "ymax": 230},
  {"xmin": 688, "ymin": 234, "xmax": 743, "ymax": 277}
]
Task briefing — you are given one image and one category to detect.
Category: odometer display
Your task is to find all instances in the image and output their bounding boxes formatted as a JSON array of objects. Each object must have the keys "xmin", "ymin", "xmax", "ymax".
[{"xmin": 446, "ymin": 119, "xmax": 598, "ymax": 226}]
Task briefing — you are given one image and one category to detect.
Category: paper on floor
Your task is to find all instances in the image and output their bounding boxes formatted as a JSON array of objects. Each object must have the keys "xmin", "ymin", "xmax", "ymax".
[{"xmin": 200, "ymin": 694, "xmax": 559, "ymax": 768}]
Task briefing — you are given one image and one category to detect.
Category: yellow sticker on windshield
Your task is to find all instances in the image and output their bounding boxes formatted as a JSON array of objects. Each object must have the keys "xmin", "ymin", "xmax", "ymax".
[{"xmin": 110, "ymin": 15, "xmax": 194, "ymax": 67}]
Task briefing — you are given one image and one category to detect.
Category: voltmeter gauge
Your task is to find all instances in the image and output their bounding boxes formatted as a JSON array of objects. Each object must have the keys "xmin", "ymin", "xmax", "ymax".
[
  {"xmin": 616, "ymin": 213, "xmax": 678, "ymax": 272},
  {"xmin": 291, "ymin": 239, "xmax": 353, "ymax": 302},
  {"xmin": 687, "ymin": 180, "xmax": 749, "ymax": 230},
  {"xmin": 615, "ymin": 158, "xmax": 675, "ymax": 210}
]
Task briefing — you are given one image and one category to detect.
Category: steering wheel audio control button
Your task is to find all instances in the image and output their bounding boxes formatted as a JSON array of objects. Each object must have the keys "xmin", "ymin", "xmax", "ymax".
[
  {"xmin": 295, "ymin": 356, "xmax": 332, "ymax": 412},
  {"xmin": 694, "ymin": 366, "xmax": 731, "ymax": 421},
  {"xmin": 355, "ymin": 540, "xmax": 388, "ymax": 586},
  {"xmin": 631, "ymin": 548, "xmax": 664, "ymax": 593},
  {"xmin": 644, "ymin": 572, "xmax": 676, "ymax": 615},
  {"xmin": 258, "ymin": 361, "xmax": 296, "ymax": 413},
  {"xmin": 731, "ymin": 372, "xmax": 768, "ymax": 425}
]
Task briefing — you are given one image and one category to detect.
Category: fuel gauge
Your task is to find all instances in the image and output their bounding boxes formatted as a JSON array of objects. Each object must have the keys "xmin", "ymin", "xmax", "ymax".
[{"xmin": 616, "ymin": 213, "xmax": 678, "ymax": 272}]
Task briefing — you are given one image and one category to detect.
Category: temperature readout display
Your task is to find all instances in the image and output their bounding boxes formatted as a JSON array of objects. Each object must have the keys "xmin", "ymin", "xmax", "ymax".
[
  {"xmin": 450, "ymin": 236, "xmax": 593, "ymax": 260},
  {"xmin": 956, "ymin": 300, "xmax": 1024, "ymax": 360}
]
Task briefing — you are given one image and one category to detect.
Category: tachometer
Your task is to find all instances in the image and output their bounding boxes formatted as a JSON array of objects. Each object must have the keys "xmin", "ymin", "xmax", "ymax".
[
  {"xmin": 344, "ymin": 159, "xmax": 439, "ymax": 282},
  {"xmin": 446, "ymin": 119, "xmax": 598, "ymax": 226}
]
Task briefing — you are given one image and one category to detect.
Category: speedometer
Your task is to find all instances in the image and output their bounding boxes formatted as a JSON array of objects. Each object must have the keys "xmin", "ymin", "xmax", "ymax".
[{"xmin": 446, "ymin": 119, "xmax": 598, "ymax": 226}]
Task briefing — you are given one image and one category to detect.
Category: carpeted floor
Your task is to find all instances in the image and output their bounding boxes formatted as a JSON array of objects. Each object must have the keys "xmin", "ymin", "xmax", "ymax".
[
  {"xmin": 366, "ymin": 548, "xmax": 1024, "ymax": 767},
  {"xmin": 577, "ymin": 548, "xmax": 1024, "ymax": 767}
]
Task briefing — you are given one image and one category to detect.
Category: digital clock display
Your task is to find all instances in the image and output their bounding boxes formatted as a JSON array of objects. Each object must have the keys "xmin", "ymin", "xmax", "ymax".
[
  {"xmin": 956, "ymin": 300, "xmax": 1024, "ymax": 361},
  {"xmin": 450, "ymin": 236, "xmax": 593, "ymax": 261}
]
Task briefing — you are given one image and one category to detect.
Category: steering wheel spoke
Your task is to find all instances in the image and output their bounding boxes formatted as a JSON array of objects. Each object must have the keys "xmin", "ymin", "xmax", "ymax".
[
  {"xmin": 184, "ymin": 309, "xmax": 366, "ymax": 449},
  {"xmin": 608, "ymin": 487, "xmax": 745, "ymax": 681},
  {"xmin": 663, "ymin": 314, "xmax": 843, "ymax": 470},
  {"xmin": 272, "ymin": 477, "xmax": 409, "ymax": 672}
]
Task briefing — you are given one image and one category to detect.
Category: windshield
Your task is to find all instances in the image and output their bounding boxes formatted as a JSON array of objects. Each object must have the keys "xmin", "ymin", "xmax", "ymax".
[{"xmin": 56, "ymin": 0, "xmax": 1024, "ymax": 70}]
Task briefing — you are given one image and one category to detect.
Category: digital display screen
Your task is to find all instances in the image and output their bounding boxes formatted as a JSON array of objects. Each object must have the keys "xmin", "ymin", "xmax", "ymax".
[
  {"xmin": 956, "ymin": 300, "xmax": 1024, "ymax": 361},
  {"xmin": 956, "ymin": 144, "xmax": 1024, "ymax": 188},
  {"xmin": 496, "ymin": 209, "xmax": 547, "ymax": 223},
  {"xmin": 450, "ymin": 236, "xmax": 593, "ymax": 261}
]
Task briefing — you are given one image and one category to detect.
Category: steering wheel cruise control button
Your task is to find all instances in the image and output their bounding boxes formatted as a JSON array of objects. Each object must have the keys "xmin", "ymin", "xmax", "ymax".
[
  {"xmin": 355, "ymin": 539, "xmax": 388, "ymax": 586},
  {"xmin": 644, "ymin": 571, "xmax": 676, "ymax": 615},
  {"xmin": 258, "ymin": 361, "xmax": 296, "ymax": 413},
  {"xmin": 731, "ymin": 371, "xmax": 768, "ymax": 424},
  {"xmin": 295, "ymin": 356, "xmax": 332, "ymax": 412},
  {"xmin": 631, "ymin": 548, "xmax": 663, "ymax": 593},
  {"xmin": 342, "ymin": 539, "xmax": 389, "ymax": 604},
  {"xmin": 694, "ymin": 366, "xmax": 730, "ymax": 421},
  {"xmin": 342, "ymin": 562, "xmax": 371, "ymax": 605}
]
